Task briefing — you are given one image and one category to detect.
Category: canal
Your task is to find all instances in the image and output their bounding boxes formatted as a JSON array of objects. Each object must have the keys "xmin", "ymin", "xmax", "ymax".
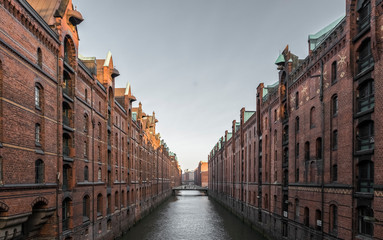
[{"xmin": 121, "ymin": 190, "xmax": 267, "ymax": 240}]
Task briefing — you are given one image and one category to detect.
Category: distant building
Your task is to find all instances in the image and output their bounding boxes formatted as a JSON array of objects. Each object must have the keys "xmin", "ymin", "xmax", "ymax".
[
  {"xmin": 182, "ymin": 169, "xmax": 194, "ymax": 185},
  {"xmin": 194, "ymin": 161, "xmax": 208, "ymax": 187}
]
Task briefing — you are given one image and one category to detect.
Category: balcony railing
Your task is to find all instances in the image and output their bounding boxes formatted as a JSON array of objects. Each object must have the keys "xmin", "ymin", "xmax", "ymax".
[
  {"xmin": 358, "ymin": 95, "xmax": 374, "ymax": 113},
  {"xmin": 358, "ymin": 136, "xmax": 374, "ymax": 151}
]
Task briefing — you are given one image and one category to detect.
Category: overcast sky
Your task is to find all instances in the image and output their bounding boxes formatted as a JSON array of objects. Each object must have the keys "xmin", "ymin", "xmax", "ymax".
[{"xmin": 75, "ymin": 0, "xmax": 345, "ymax": 171}]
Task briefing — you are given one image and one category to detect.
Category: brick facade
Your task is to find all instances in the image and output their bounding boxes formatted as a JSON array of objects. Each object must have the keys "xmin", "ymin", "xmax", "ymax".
[
  {"xmin": 0, "ymin": 0, "xmax": 181, "ymax": 239},
  {"xmin": 208, "ymin": 1, "xmax": 383, "ymax": 239}
]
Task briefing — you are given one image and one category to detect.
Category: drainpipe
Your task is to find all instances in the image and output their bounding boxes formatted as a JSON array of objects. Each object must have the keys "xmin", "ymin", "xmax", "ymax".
[
  {"xmin": 56, "ymin": 48, "xmax": 60, "ymax": 240},
  {"xmin": 91, "ymin": 85, "xmax": 95, "ymax": 240}
]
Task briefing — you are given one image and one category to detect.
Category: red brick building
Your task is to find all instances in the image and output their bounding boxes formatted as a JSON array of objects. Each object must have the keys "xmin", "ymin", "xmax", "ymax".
[
  {"xmin": 194, "ymin": 161, "xmax": 208, "ymax": 187},
  {"xmin": 0, "ymin": 0, "xmax": 181, "ymax": 239},
  {"xmin": 209, "ymin": 0, "xmax": 383, "ymax": 239}
]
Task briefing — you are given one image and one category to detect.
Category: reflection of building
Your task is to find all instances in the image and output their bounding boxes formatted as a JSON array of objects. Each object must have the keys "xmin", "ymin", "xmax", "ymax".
[
  {"xmin": 182, "ymin": 169, "xmax": 194, "ymax": 185},
  {"xmin": 194, "ymin": 161, "xmax": 208, "ymax": 187},
  {"xmin": 0, "ymin": 1, "xmax": 181, "ymax": 239},
  {"xmin": 209, "ymin": 1, "xmax": 383, "ymax": 239}
]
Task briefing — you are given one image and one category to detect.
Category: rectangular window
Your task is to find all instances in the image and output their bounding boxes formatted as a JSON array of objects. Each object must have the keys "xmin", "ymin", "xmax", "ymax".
[{"xmin": 35, "ymin": 124, "xmax": 40, "ymax": 144}]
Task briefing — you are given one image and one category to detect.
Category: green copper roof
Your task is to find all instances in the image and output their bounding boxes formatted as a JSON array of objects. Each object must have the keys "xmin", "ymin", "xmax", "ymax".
[
  {"xmin": 227, "ymin": 132, "xmax": 232, "ymax": 140},
  {"xmin": 275, "ymin": 53, "xmax": 285, "ymax": 65},
  {"xmin": 244, "ymin": 111, "xmax": 256, "ymax": 123},
  {"xmin": 309, "ymin": 15, "xmax": 345, "ymax": 51}
]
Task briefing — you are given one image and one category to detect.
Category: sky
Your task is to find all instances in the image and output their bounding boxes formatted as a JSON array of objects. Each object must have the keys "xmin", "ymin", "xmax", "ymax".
[{"xmin": 75, "ymin": 0, "xmax": 345, "ymax": 171}]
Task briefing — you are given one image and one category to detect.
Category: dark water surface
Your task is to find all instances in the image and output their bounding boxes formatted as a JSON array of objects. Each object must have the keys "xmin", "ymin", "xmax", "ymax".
[{"xmin": 121, "ymin": 191, "xmax": 267, "ymax": 240}]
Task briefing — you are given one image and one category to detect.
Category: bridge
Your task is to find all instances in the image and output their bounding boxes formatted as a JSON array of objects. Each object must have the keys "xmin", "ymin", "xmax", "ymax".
[{"xmin": 172, "ymin": 185, "xmax": 208, "ymax": 195}]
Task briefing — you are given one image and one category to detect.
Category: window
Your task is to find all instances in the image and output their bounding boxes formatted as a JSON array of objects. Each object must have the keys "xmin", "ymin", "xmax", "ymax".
[
  {"xmin": 332, "ymin": 130, "xmax": 338, "ymax": 150},
  {"xmin": 98, "ymin": 122, "xmax": 101, "ymax": 139},
  {"xmin": 331, "ymin": 61, "xmax": 337, "ymax": 84},
  {"xmin": 0, "ymin": 157, "xmax": 2, "ymax": 184},
  {"xmin": 63, "ymin": 71, "xmax": 72, "ymax": 96},
  {"xmin": 332, "ymin": 164, "xmax": 338, "ymax": 182},
  {"xmin": 115, "ymin": 191, "xmax": 119, "ymax": 210},
  {"xmin": 84, "ymin": 166, "xmax": 89, "ymax": 181},
  {"xmin": 63, "ymin": 164, "xmax": 71, "ymax": 191},
  {"xmin": 107, "ymin": 194, "xmax": 111, "ymax": 215},
  {"xmin": 35, "ymin": 85, "xmax": 42, "ymax": 109},
  {"xmin": 295, "ymin": 199, "xmax": 299, "ymax": 221},
  {"xmin": 63, "ymin": 102, "xmax": 71, "ymax": 127},
  {"xmin": 304, "ymin": 207, "xmax": 310, "ymax": 227},
  {"xmin": 98, "ymin": 168, "xmax": 102, "ymax": 181},
  {"xmin": 295, "ymin": 117, "xmax": 299, "ymax": 133},
  {"xmin": 357, "ymin": 0, "xmax": 371, "ymax": 33},
  {"xmin": 304, "ymin": 142, "xmax": 310, "ymax": 161},
  {"xmin": 97, "ymin": 194, "xmax": 103, "ymax": 216},
  {"xmin": 35, "ymin": 159, "xmax": 44, "ymax": 183},
  {"xmin": 315, "ymin": 210, "xmax": 322, "ymax": 231},
  {"xmin": 83, "ymin": 195, "xmax": 90, "ymax": 222},
  {"xmin": 357, "ymin": 121, "xmax": 374, "ymax": 151},
  {"xmin": 295, "ymin": 92, "xmax": 299, "ymax": 109},
  {"xmin": 358, "ymin": 206, "xmax": 373, "ymax": 236},
  {"xmin": 295, "ymin": 168, "xmax": 299, "ymax": 182},
  {"xmin": 357, "ymin": 80, "xmax": 374, "ymax": 112},
  {"xmin": 316, "ymin": 138, "xmax": 322, "ymax": 159},
  {"xmin": 37, "ymin": 48, "xmax": 42, "ymax": 68},
  {"xmin": 310, "ymin": 107, "xmax": 315, "ymax": 128},
  {"xmin": 282, "ymin": 126, "xmax": 288, "ymax": 144},
  {"xmin": 62, "ymin": 198, "xmax": 71, "ymax": 231},
  {"xmin": 330, "ymin": 205, "xmax": 338, "ymax": 233},
  {"xmin": 358, "ymin": 161, "xmax": 373, "ymax": 193},
  {"xmin": 358, "ymin": 39, "xmax": 373, "ymax": 73},
  {"xmin": 84, "ymin": 141, "xmax": 88, "ymax": 158},
  {"xmin": 84, "ymin": 114, "xmax": 88, "ymax": 132},
  {"xmin": 332, "ymin": 95, "xmax": 338, "ymax": 116},
  {"xmin": 295, "ymin": 143, "xmax": 299, "ymax": 158},
  {"xmin": 63, "ymin": 133, "xmax": 71, "ymax": 157},
  {"xmin": 98, "ymin": 146, "xmax": 101, "ymax": 161},
  {"xmin": 85, "ymin": 89, "xmax": 88, "ymax": 103},
  {"xmin": 35, "ymin": 124, "xmax": 41, "ymax": 144}
]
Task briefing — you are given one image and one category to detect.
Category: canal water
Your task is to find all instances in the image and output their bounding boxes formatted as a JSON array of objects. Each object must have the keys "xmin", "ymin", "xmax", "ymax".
[{"xmin": 121, "ymin": 190, "xmax": 267, "ymax": 240}]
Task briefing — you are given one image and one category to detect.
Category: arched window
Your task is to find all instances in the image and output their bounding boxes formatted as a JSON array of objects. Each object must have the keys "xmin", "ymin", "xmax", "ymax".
[
  {"xmin": 121, "ymin": 190, "xmax": 125, "ymax": 208},
  {"xmin": 35, "ymin": 123, "xmax": 41, "ymax": 144},
  {"xmin": 357, "ymin": 0, "xmax": 371, "ymax": 32},
  {"xmin": 304, "ymin": 142, "xmax": 310, "ymax": 161},
  {"xmin": 332, "ymin": 95, "xmax": 338, "ymax": 116},
  {"xmin": 316, "ymin": 138, "xmax": 322, "ymax": 159},
  {"xmin": 35, "ymin": 159, "xmax": 44, "ymax": 183},
  {"xmin": 358, "ymin": 206, "xmax": 373, "ymax": 236},
  {"xmin": 37, "ymin": 47, "xmax": 42, "ymax": 68},
  {"xmin": 84, "ymin": 166, "xmax": 89, "ymax": 181},
  {"xmin": 358, "ymin": 161, "xmax": 373, "ymax": 193},
  {"xmin": 310, "ymin": 107, "xmax": 315, "ymax": 128},
  {"xmin": 357, "ymin": 79, "xmax": 374, "ymax": 113},
  {"xmin": 330, "ymin": 204, "xmax": 338, "ymax": 233},
  {"xmin": 331, "ymin": 61, "xmax": 337, "ymax": 84},
  {"xmin": 64, "ymin": 36, "xmax": 75, "ymax": 66},
  {"xmin": 83, "ymin": 195, "xmax": 90, "ymax": 221},
  {"xmin": 62, "ymin": 198, "xmax": 71, "ymax": 231},
  {"xmin": 357, "ymin": 120, "xmax": 374, "ymax": 151},
  {"xmin": 358, "ymin": 39, "xmax": 373, "ymax": 73},
  {"xmin": 35, "ymin": 84, "xmax": 42, "ymax": 109},
  {"xmin": 97, "ymin": 194, "xmax": 103, "ymax": 216},
  {"xmin": 304, "ymin": 207, "xmax": 310, "ymax": 227}
]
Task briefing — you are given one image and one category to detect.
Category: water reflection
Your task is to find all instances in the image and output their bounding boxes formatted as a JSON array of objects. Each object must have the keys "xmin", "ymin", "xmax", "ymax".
[{"xmin": 121, "ymin": 190, "xmax": 267, "ymax": 240}]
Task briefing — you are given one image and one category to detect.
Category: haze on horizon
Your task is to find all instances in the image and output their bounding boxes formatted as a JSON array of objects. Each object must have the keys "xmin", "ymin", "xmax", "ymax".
[{"xmin": 75, "ymin": 0, "xmax": 345, "ymax": 171}]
